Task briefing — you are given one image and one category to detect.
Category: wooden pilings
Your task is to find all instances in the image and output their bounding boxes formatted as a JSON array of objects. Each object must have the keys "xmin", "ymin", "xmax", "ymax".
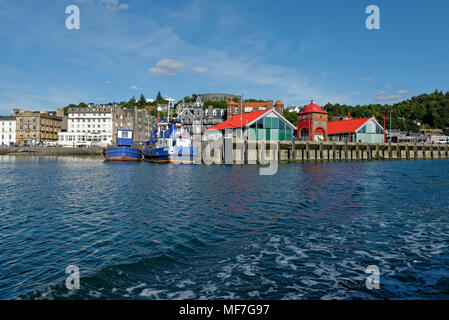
[{"xmin": 220, "ymin": 139, "xmax": 449, "ymax": 164}]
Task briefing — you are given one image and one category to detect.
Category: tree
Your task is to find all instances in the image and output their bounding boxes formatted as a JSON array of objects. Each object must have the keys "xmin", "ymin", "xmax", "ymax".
[
  {"xmin": 283, "ymin": 112, "xmax": 298, "ymax": 126},
  {"xmin": 138, "ymin": 94, "xmax": 146, "ymax": 108},
  {"xmin": 156, "ymin": 91, "xmax": 163, "ymax": 101}
]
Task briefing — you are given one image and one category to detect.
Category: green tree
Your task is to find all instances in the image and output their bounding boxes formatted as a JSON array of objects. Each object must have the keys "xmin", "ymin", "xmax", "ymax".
[{"xmin": 138, "ymin": 94, "xmax": 146, "ymax": 108}]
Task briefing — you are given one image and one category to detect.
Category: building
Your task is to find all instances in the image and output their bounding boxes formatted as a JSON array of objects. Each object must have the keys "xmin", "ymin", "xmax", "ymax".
[
  {"xmin": 0, "ymin": 116, "xmax": 16, "ymax": 146},
  {"xmin": 59, "ymin": 105, "xmax": 155, "ymax": 147},
  {"xmin": 113, "ymin": 107, "xmax": 156, "ymax": 144},
  {"xmin": 205, "ymin": 109, "xmax": 296, "ymax": 142},
  {"xmin": 328, "ymin": 117, "xmax": 386, "ymax": 143},
  {"xmin": 176, "ymin": 97, "xmax": 226, "ymax": 134},
  {"xmin": 198, "ymin": 93, "xmax": 237, "ymax": 102},
  {"xmin": 226, "ymin": 100, "xmax": 284, "ymax": 119},
  {"xmin": 15, "ymin": 110, "xmax": 62, "ymax": 146},
  {"xmin": 296, "ymin": 102, "xmax": 386, "ymax": 143},
  {"xmin": 286, "ymin": 105, "xmax": 301, "ymax": 113},
  {"xmin": 297, "ymin": 102, "xmax": 328, "ymax": 141}
]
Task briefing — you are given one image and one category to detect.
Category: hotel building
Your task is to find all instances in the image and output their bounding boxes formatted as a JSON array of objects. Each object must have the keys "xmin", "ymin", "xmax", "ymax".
[
  {"xmin": 0, "ymin": 116, "xmax": 16, "ymax": 146},
  {"xmin": 15, "ymin": 110, "xmax": 62, "ymax": 146},
  {"xmin": 59, "ymin": 105, "xmax": 155, "ymax": 147}
]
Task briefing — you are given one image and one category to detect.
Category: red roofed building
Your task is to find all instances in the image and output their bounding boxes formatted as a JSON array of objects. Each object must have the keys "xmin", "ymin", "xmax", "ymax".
[
  {"xmin": 205, "ymin": 108, "xmax": 296, "ymax": 141},
  {"xmin": 297, "ymin": 101, "xmax": 328, "ymax": 141},
  {"xmin": 297, "ymin": 101, "xmax": 387, "ymax": 143},
  {"xmin": 328, "ymin": 116, "xmax": 386, "ymax": 143},
  {"xmin": 226, "ymin": 99, "xmax": 284, "ymax": 119}
]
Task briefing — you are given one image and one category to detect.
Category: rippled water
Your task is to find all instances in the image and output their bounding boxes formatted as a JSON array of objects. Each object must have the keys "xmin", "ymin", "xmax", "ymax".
[{"xmin": 0, "ymin": 155, "xmax": 448, "ymax": 300}]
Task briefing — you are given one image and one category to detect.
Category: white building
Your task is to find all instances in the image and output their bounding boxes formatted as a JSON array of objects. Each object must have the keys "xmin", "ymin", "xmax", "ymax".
[
  {"xmin": 0, "ymin": 116, "xmax": 16, "ymax": 146},
  {"xmin": 59, "ymin": 106, "xmax": 114, "ymax": 147}
]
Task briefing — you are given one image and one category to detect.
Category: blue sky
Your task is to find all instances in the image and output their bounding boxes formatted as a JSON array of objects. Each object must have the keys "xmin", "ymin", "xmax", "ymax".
[{"xmin": 0, "ymin": 0, "xmax": 448, "ymax": 114}]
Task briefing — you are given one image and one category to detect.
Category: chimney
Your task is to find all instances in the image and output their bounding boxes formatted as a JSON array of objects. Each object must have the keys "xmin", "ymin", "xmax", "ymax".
[{"xmin": 348, "ymin": 112, "xmax": 352, "ymax": 120}]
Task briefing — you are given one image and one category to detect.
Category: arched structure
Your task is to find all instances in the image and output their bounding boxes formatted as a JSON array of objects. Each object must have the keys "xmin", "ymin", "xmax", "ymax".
[{"xmin": 297, "ymin": 101, "xmax": 328, "ymax": 141}]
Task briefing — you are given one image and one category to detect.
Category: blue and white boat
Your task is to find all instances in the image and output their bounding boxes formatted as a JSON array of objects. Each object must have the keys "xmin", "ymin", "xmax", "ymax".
[
  {"xmin": 104, "ymin": 129, "xmax": 142, "ymax": 162},
  {"xmin": 142, "ymin": 121, "xmax": 197, "ymax": 164}
]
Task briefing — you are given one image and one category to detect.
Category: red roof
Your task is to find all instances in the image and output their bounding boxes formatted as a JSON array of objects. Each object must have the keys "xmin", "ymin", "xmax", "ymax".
[
  {"xmin": 328, "ymin": 118, "xmax": 371, "ymax": 134},
  {"xmin": 206, "ymin": 109, "xmax": 270, "ymax": 131},
  {"xmin": 299, "ymin": 103, "xmax": 326, "ymax": 114}
]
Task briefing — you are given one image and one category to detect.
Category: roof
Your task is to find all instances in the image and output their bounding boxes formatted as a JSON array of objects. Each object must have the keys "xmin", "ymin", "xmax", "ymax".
[
  {"xmin": 0, "ymin": 116, "xmax": 15, "ymax": 120},
  {"xmin": 206, "ymin": 109, "xmax": 270, "ymax": 131},
  {"xmin": 299, "ymin": 103, "xmax": 327, "ymax": 114},
  {"xmin": 227, "ymin": 101, "xmax": 271, "ymax": 108},
  {"xmin": 328, "ymin": 117, "xmax": 372, "ymax": 134}
]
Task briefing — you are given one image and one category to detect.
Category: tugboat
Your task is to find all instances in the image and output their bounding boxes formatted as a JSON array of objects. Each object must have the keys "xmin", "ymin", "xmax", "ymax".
[
  {"xmin": 104, "ymin": 129, "xmax": 142, "ymax": 161},
  {"xmin": 142, "ymin": 120, "xmax": 197, "ymax": 164}
]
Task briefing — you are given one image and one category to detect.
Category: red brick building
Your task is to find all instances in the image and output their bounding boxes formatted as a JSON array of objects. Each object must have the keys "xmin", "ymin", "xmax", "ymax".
[{"xmin": 297, "ymin": 101, "xmax": 328, "ymax": 141}]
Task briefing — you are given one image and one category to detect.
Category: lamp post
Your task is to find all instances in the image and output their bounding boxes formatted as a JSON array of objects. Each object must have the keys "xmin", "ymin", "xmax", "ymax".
[{"xmin": 239, "ymin": 94, "xmax": 244, "ymax": 138}]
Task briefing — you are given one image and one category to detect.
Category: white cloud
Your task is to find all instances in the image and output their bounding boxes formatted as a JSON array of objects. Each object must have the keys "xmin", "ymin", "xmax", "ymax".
[
  {"xmin": 193, "ymin": 67, "xmax": 208, "ymax": 73},
  {"xmin": 397, "ymin": 89, "xmax": 411, "ymax": 95},
  {"xmin": 99, "ymin": 0, "xmax": 128, "ymax": 11},
  {"xmin": 130, "ymin": 85, "xmax": 140, "ymax": 90},
  {"xmin": 148, "ymin": 59, "xmax": 187, "ymax": 75},
  {"xmin": 105, "ymin": 80, "xmax": 111, "ymax": 84},
  {"xmin": 374, "ymin": 91, "xmax": 403, "ymax": 101}
]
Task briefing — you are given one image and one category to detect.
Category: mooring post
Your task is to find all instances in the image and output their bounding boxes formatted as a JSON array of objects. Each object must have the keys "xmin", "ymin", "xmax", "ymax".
[
  {"xmin": 306, "ymin": 142, "xmax": 310, "ymax": 161},
  {"xmin": 431, "ymin": 144, "xmax": 434, "ymax": 159},
  {"xmin": 356, "ymin": 143, "xmax": 360, "ymax": 160},
  {"xmin": 397, "ymin": 144, "xmax": 401, "ymax": 160},
  {"xmin": 277, "ymin": 140, "xmax": 281, "ymax": 162},
  {"xmin": 438, "ymin": 144, "xmax": 441, "ymax": 159},
  {"xmin": 446, "ymin": 144, "xmax": 448, "ymax": 158},
  {"xmin": 376, "ymin": 144, "xmax": 380, "ymax": 160},
  {"xmin": 345, "ymin": 140, "xmax": 348, "ymax": 160},
  {"xmin": 244, "ymin": 138, "xmax": 248, "ymax": 164},
  {"xmin": 414, "ymin": 141, "xmax": 418, "ymax": 159},
  {"xmin": 423, "ymin": 143, "xmax": 426, "ymax": 159},
  {"xmin": 388, "ymin": 140, "xmax": 393, "ymax": 160},
  {"xmin": 320, "ymin": 142, "xmax": 324, "ymax": 161},
  {"xmin": 292, "ymin": 138, "xmax": 296, "ymax": 161},
  {"xmin": 406, "ymin": 144, "xmax": 410, "ymax": 160},
  {"xmin": 367, "ymin": 143, "xmax": 371, "ymax": 161},
  {"xmin": 333, "ymin": 143, "xmax": 336, "ymax": 161}
]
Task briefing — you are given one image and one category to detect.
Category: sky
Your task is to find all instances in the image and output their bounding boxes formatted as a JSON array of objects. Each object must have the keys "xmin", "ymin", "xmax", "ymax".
[{"xmin": 0, "ymin": 0, "xmax": 448, "ymax": 114}]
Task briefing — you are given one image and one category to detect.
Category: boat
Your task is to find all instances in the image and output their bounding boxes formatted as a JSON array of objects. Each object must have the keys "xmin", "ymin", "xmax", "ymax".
[
  {"xmin": 104, "ymin": 129, "xmax": 142, "ymax": 161},
  {"xmin": 142, "ymin": 120, "xmax": 197, "ymax": 164}
]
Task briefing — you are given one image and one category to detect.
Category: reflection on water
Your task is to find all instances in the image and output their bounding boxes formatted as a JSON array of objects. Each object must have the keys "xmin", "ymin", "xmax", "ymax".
[{"xmin": 0, "ymin": 157, "xmax": 448, "ymax": 299}]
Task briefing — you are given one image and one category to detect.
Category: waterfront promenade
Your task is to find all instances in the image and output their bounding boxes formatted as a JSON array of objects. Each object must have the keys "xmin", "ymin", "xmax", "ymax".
[
  {"xmin": 197, "ymin": 139, "xmax": 449, "ymax": 163},
  {"xmin": 0, "ymin": 146, "xmax": 103, "ymax": 156},
  {"xmin": 2, "ymin": 140, "xmax": 449, "ymax": 162}
]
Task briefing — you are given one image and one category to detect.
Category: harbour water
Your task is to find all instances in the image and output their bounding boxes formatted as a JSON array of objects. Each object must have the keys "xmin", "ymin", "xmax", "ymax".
[{"xmin": 0, "ymin": 155, "xmax": 448, "ymax": 299}]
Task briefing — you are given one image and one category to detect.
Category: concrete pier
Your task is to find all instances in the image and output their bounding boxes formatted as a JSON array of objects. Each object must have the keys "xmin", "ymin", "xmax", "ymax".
[
  {"xmin": 202, "ymin": 139, "xmax": 449, "ymax": 164},
  {"xmin": 0, "ymin": 146, "xmax": 104, "ymax": 156}
]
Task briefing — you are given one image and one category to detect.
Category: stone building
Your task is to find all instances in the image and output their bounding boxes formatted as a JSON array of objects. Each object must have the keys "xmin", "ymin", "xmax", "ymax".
[
  {"xmin": 176, "ymin": 97, "xmax": 226, "ymax": 134},
  {"xmin": 226, "ymin": 100, "xmax": 284, "ymax": 119},
  {"xmin": 15, "ymin": 110, "xmax": 62, "ymax": 146},
  {"xmin": 59, "ymin": 105, "xmax": 156, "ymax": 147},
  {"xmin": 113, "ymin": 107, "xmax": 156, "ymax": 144},
  {"xmin": 0, "ymin": 116, "xmax": 16, "ymax": 146}
]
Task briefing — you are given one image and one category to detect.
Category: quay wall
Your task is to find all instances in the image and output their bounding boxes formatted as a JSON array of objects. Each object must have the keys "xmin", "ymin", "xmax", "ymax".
[
  {"xmin": 0, "ymin": 147, "xmax": 104, "ymax": 156},
  {"xmin": 196, "ymin": 139, "xmax": 449, "ymax": 164}
]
